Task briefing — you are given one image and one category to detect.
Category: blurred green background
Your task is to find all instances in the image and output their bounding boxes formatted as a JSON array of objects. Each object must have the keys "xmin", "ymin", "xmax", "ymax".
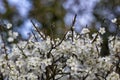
[{"xmin": 0, "ymin": 0, "xmax": 120, "ymax": 39}]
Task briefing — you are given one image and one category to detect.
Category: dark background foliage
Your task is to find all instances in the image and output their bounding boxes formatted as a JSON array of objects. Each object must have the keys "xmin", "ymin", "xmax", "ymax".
[{"xmin": 0, "ymin": 0, "xmax": 120, "ymax": 39}]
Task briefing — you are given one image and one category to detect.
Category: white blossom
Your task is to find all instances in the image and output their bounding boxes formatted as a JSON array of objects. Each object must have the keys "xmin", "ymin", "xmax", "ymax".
[
  {"xmin": 81, "ymin": 28, "xmax": 90, "ymax": 34},
  {"xmin": 26, "ymin": 73, "xmax": 38, "ymax": 80},
  {"xmin": 13, "ymin": 32, "xmax": 19, "ymax": 39},
  {"xmin": 7, "ymin": 37, "xmax": 14, "ymax": 42},
  {"xmin": 42, "ymin": 58, "xmax": 52, "ymax": 66},
  {"xmin": 0, "ymin": 23, "xmax": 120, "ymax": 80},
  {"xmin": 18, "ymin": 75, "xmax": 27, "ymax": 80},
  {"xmin": 6, "ymin": 23, "xmax": 12, "ymax": 29},
  {"xmin": 111, "ymin": 18, "xmax": 117, "ymax": 23},
  {"xmin": 99, "ymin": 27, "xmax": 106, "ymax": 35},
  {"xmin": 16, "ymin": 60, "xmax": 25, "ymax": 68},
  {"xmin": 106, "ymin": 72, "xmax": 119, "ymax": 80}
]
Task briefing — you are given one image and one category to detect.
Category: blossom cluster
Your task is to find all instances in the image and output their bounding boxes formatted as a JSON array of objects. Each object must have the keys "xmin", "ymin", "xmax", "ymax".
[{"xmin": 0, "ymin": 21, "xmax": 120, "ymax": 80}]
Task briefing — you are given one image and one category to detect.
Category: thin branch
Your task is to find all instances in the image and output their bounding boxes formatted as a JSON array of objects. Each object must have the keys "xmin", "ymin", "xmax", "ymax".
[
  {"xmin": 91, "ymin": 32, "xmax": 99, "ymax": 43},
  {"xmin": 53, "ymin": 31, "xmax": 68, "ymax": 48},
  {"xmin": 16, "ymin": 44, "xmax": 27, "ymax": 58},
  {"xmin": 71, "ymin": 14, "xmax": 77, "ymax": 42},
  {"xmin": 31, "ymin": 20, "xmax": 45, "ymax": 40},
  {"xmin": 0, "ymin": 34, "xmax": 7, "ymax": 54},
  {"xmin": 47, "ymin": 30, "xmax": 68, "ymax": 58},
  {"xmin": 32, "ymin": 30, "xmax": 38, "ymax": 41},
  {"xmin": 50, "ymin": 23, "xmax": 54, "ymax": 41}
]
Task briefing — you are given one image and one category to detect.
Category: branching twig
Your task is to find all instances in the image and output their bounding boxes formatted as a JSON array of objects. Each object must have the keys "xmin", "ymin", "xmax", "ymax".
[
  {"xmin": 53, "ymin": 31, "xmax": 68, "ymax": 48},
  {"xmin": 91, "ymin": 32, "xmax": 99, "ymax": 43},
  {"xmin": 47, "ymin": 31, "xmax": 68, "ymax": 58}
]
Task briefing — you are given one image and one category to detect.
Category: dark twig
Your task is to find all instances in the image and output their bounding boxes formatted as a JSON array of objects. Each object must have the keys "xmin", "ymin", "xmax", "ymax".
[
  {"xmin": 0, "ymin": 71, "xmax": 3, "ymax": 80},
  {"xmin": 50, "ymin": 23, "xmax": 54, "ymax": 41},
  {"xmin": 0, "ymin": 34, "xmax": 7, "ymax": 54},
  {"xmin": 16, "ymin": 44, "xmax": 27, "ymax": 58},
  {"xmin": 31, "ymin": 20, "xmax": 45, "ymax": 40},
  {"xmin": 53, "ymin": 31, "xmax": 68, "ymax": 48},
  {"xmin": 71, "ymin": 14, "xmax": 77, "ymax": 42},
  {"xmin": 32, "ymin": 30, "xmax": 38, "ymax": 41},
  {"xmin": 91, "ymin": 32, "xmax": 99, "ymax": 43}
]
